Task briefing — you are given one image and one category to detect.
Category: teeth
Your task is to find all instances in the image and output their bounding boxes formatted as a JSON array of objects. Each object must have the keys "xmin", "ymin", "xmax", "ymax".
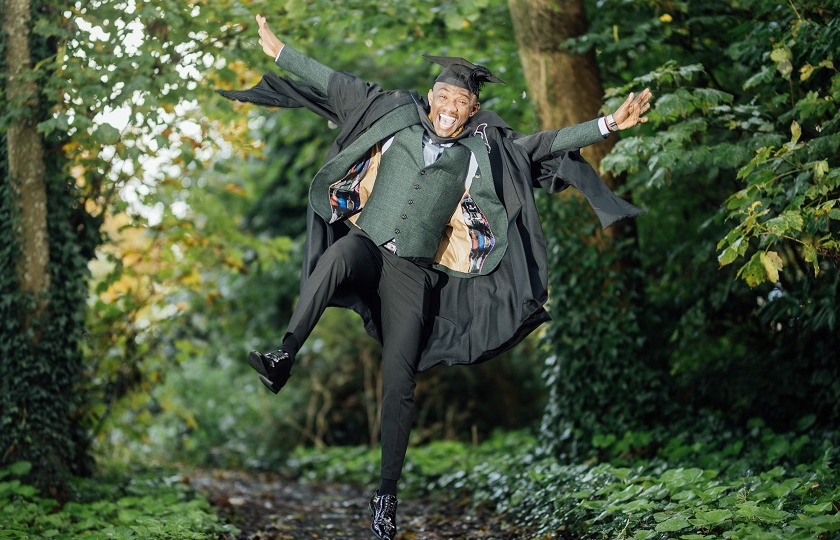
[{"xmin": 439, "ymin": 114, "xmax": 456, "ymax": 128}]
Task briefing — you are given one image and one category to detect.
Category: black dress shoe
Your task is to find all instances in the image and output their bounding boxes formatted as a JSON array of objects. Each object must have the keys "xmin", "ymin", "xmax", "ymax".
[
  {"xmin": 247, "ymin": 349, "xmax": 293, "ymax": 394},
  {"xmin": 369, "ymin": 490, "xmax": 398, "ymax": 540}
]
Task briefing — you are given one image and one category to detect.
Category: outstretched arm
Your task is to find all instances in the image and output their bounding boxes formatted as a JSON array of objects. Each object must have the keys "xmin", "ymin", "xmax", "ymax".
[
  {"xmin": 252, "ymin": 14, "xmax": 375, "ymax": 119},
  {"xmin": 547, "ymin": 88, "xmax": 654, "ymax": 153},
  {"xmin": 253, "ymin": 14, "xmax": 332, "ymax": 94},
  {"xmin": 514, "ymin": 88, "xmax": 654, "ymax": 164}
]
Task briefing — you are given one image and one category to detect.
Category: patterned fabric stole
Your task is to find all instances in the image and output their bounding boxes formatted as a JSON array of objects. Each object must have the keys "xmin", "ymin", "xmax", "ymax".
[
  {"xmin": 461, "ymin": 194, "xmax": 495, "ymax": 274},
  {"xmin": 328, "ymin": 147, "xmax": 374, "ymax": 223}
]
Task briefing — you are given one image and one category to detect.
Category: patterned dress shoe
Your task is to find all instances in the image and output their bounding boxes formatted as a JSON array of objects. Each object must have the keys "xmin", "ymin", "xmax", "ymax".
[
  {"xmin": 369, "ymin": 490, "xmax": 398, "ymax": 540},
  {"xmin": 247, "ymin": 349, "xmax": 293, "ymax": 394}
]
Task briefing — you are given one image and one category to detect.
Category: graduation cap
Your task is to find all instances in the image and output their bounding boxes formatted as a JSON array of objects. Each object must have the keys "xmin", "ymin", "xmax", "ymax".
[{"xmin": 424, "ymin": 55, "xmax": 505, "ymax": 98}]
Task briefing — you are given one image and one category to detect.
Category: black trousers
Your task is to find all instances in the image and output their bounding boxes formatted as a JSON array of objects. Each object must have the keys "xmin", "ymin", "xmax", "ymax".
[{"xmin": 284, "ymin": 227, "xmax": 439, "ymax": 481}]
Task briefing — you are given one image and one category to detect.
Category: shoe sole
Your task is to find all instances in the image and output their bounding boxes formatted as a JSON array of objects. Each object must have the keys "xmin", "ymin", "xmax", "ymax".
[
  {"xmin": 258, "ymin": 374, "xmax": 282, "ymax": 394},
  {"xmin": 248, "ymin": 351, "xmax": 283, "ymax": 394}
]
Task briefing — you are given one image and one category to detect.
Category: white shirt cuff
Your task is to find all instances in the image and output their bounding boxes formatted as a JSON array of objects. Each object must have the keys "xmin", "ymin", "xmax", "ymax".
[
  {"xmin": 598, "ymin": 116, "xmax": 611, "ymax": 137},
  {"xmin": 274, "ymin": 45, "xmax": 285, "ymax": 62}
]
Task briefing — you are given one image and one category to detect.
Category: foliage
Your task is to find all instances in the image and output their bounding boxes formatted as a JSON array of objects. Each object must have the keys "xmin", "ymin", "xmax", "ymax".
[
  {"xmin": 0, "ymin": 461, "xmax": 236, "ymax": 539},
  {"xmin": 283, "ymin": 429, "xmax": 538, "ymax": 497},
  {"xmin": 537, "ymin": 0, "xmax": 840, "ymax": 456},
  {"xmin": 286, "ymin": 421, "xmax": 840, "ymax": 540},
  {"xmin": 496, "ymin": 422, "xmax": 840, "ymax": 540},
  {"xmin": 716, "ymin": 11, "xmax": 840, "ymax": 286},
  {"xmin": 535, "ymin": 191, "xmax": 664, "ymax": 459},
  {"xmin": 598, "ymin": 0, "xmax": 840, "ymax": 288}
]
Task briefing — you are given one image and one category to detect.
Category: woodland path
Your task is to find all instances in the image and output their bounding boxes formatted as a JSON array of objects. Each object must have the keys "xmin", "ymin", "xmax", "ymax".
[{"xmin": 188, "ymin": 469, "xmax": 537, "ymax": 540}]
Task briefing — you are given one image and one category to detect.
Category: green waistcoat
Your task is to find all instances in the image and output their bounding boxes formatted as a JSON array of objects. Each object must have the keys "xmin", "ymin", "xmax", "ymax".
[{"xmin": 355, "ymin": 125, "xmax": 471, "ymax": 258}]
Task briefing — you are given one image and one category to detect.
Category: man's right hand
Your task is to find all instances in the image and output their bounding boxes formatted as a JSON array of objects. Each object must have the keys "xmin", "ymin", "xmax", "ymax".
[{"xmin": 256, "ymin": 15, "xmax": 284, "ymax": 58}]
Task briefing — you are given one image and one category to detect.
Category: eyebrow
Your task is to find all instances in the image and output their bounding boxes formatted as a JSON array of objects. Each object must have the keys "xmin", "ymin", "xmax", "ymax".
[{"xmin": 437, "ymin": 89, "xmax": 472, "ymax": 101}]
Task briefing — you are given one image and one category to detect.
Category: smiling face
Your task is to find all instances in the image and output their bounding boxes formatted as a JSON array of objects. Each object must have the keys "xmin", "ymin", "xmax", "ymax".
[{"xmin": 427, "ymin": 82, "xmax": 480, "ymax": 138}]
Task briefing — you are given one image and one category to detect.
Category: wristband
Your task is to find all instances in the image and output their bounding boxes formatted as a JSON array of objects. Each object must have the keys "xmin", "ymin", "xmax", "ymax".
[{"xmin": 606, "ymin": 114, "xmax": 618, "ymax": 132}]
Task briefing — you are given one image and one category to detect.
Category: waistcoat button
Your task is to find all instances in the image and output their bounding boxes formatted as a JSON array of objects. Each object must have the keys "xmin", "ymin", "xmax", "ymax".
[
  {"xmin": 394, "ymin": 228, "xmax": 400, "ymax": 234},
  {"xmin": 401, "ymin": 214, "xmax": 407, "ymax": 219}
]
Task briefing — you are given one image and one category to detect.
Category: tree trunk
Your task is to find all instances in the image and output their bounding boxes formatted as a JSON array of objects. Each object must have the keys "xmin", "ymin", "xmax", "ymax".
[
  {"xmin": 507, "ymin": 0, "xmax": 614, "ymax": 176},
  {"xmin": 4, "ymin": 0, "xmax": 50, "ymax": 315},
  {"xmin": 508, "ymin": 0, "xmax": 640, "ymax": 244},
  {"xmin": 2, "ymin": 0, "xmax": 94, "ymax": 496}
]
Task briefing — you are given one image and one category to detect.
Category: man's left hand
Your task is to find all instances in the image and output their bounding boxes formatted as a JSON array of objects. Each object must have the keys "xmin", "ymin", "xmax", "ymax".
[
  {"xmin": 256, "ymin": 15, "xmax": 284, "ymax": 58},
  {"xmin": 611, "ymin": 88, "xmax": 653, "ymax": 131}
]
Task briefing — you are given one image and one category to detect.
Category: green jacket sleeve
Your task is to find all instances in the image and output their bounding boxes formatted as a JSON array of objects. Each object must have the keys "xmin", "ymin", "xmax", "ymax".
[
  {"xmin": 550, "ymin": 119, "xmax": 607, "ymax": 152},
  {"xmin": 275, "ymin": 45, "xmax": 334, "ymax": 94},
  {"xmin": 275, "ymin": 45, "xmax": 394, "ymax": 127},
  {"xmin": 513, "ymin": 118, "xmax": 607, "ymax": 163}
]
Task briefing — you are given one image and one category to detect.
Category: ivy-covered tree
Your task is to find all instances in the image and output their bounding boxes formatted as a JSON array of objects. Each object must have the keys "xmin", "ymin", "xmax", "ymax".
[
  {"xmin": 1, "ymin": 0, "xmax": 269, "ymax": 490},
  {"xmin": 537, "ymin": 0, "xmax": 839, "ymax": 454},
  {"xmin": 1, "ymin": 0, "xmax": 95, "ymax": 493}
]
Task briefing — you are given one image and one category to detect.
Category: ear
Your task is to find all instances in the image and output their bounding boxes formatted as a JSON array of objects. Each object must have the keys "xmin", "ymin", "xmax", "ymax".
[
  {"xmin": 470, "ymin": 102, "xmax": 481, "ymax": 116},
  {"xmin": 427, "ymin": 88, "xmax": 434, "ymax": 102}
]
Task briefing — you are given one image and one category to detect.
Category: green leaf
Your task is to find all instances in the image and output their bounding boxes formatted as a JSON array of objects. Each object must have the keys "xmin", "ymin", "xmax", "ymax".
[
  {"xmin": 764, "ymin": 213, "xmax": 803, "ymax": 236},
  {"xmin": 752, "ymin": 506, "xmax": 791, "ymax": 523},
  {"xmin": 769, "ymin": 483, "xmax": 792, "ymax": 498},
  {"xmin": 96, "ymin": 123, "xmax": 121, "ymax": 145},
  {"xmin": 771, "ymin": 47, "xmax": 793, "ymax": 79},
  {"xmin": 660, "ymin": 468, "xmax": 705, "ymax": 488},
  {"xmin": 813, "ymin": 160, "xmax": 829, "ymax": 180},
  {"xmin": 7, "ymin": 462, "xmax": 32, "ymax": 477},
  {"xmin": 690, "ymin": 509, "xmax": 733, "ymax": 526},
  {"xmin": 621, "ymin": 498, "xmax": 654, "ymax": 513},
  {"xmin": 744, "ymin": 65, "xmax": 773, "ymax": 90},
  {"xmin": 791, "ymin": 120, "xmax": 801, "ymax": 143},
  {"xmin": 760, "ymin": 251, "xmax": 783, "ymax": 283},
  {"xmin": 802, "ymin": 502, "xmax": 834, "ymax": 513},
  {"xmin": 737, "ymin": 252, "xmax": 767, "ymax": 287},
  {"xmin": 655, "ymin": 516, "xmax": 692, "ymax": 532},
  {"xmin": 790, "ymin": 514, "xmax": 840, "ymax": 533},
  {"xmin": 769, "ymin": 48, "xmax": 791, "ymax": 63},
  {"xmin": 718, "ymin": 236, "xmax": 746, "ymax": 266},
  {"xmin": 13, "ymin": 484, "xmax": 37, "ymax": 497}
]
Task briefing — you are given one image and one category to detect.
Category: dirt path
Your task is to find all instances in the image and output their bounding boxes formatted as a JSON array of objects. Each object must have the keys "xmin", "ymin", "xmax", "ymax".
[{"xmin": 187, "ymin": 469, "xmax": 532, "ymax": 540}]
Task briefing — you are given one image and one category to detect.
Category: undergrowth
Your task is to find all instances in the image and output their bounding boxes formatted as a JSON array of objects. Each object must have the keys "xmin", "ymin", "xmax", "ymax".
[
  {"xmin": 0, "ymin": 461, "xmax": 237, "ymax": 539},
  {"xmin": 284, "ymin": 417, "xmax": 840, "ymax": 539}
]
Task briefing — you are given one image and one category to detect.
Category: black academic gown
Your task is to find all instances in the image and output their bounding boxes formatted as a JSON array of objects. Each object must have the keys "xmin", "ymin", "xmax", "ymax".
[{"xmin": 218, "ymin": 69, "xmax": 643, "ymax": 372}]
